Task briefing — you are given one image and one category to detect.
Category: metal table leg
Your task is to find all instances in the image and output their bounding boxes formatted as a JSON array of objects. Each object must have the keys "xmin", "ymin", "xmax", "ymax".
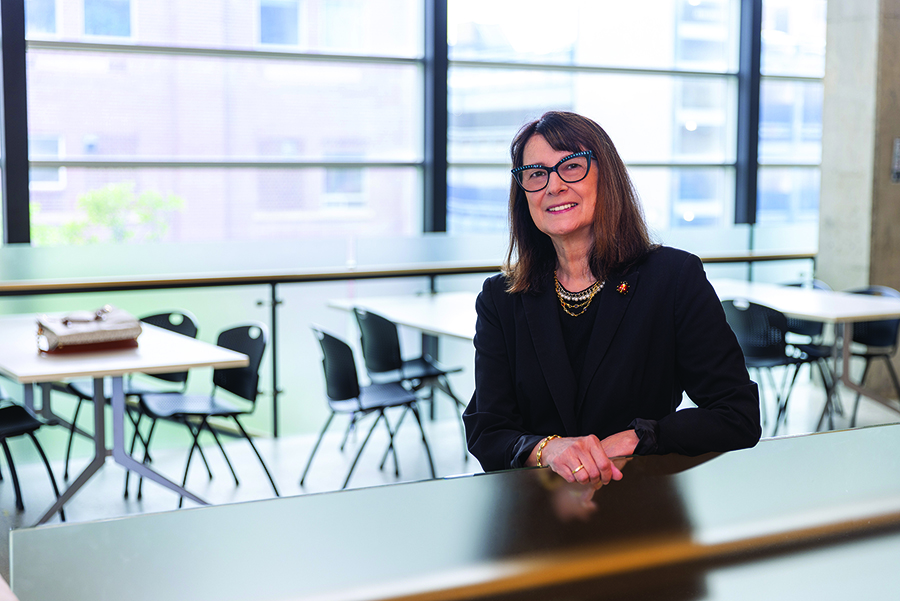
[
  {"xmin": 833, "ymin": 321, "xmax": 900, "ymax": 420},
  {"xmin": 34, "ymin": 378, "xmax": 108, "ymax": 525},
  {"xmin": 109, "ymin": 376, "xmax": 208, "ymax": 507}
]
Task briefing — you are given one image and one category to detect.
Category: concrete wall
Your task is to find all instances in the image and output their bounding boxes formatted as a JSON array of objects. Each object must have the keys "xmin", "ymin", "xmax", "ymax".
[{"xmin": 820, "ymin": 0, "xmax": 900, "ymax": 397}]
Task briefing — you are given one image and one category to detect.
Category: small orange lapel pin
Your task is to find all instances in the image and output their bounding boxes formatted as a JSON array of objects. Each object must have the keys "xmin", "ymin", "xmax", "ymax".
[{"xmin": 617, "ymin": 281, "xmax": 629, "ymax": 295}]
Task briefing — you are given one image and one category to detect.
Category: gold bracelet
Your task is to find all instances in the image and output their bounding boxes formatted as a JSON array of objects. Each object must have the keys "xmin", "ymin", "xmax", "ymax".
[{"xmin": 536, "ymin": 435, "xmax": 560, "ymax": 468}]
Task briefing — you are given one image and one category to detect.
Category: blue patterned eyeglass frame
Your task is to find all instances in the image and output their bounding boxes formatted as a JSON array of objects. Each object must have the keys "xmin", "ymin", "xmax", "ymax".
[{"xmin": 511, "ymin": 150, "xmax": 595, "ymax": 192}]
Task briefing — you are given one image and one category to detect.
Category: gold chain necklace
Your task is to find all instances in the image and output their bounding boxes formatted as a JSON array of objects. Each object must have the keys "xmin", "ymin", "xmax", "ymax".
[{"xmin": 554, "ymin": 271, "xmax": 605, "ymax": 317}]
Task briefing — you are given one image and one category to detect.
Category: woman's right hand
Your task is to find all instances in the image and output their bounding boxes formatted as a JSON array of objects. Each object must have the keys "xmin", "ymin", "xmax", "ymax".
[{"xmin": 529, "ymin": 435, "xmax": 624, "ymax": 486}]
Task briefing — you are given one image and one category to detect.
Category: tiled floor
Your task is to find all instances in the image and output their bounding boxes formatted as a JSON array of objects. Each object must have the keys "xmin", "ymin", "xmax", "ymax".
[{"xmin": 1, "ymin": 371, "xmax": 899, "ymax": 584}]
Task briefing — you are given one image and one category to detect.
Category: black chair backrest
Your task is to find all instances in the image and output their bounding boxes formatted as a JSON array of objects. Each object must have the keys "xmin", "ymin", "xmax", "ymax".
[
  {"xmin": 722, "ymin": 300, "xmax": 789, "ymax": 361},
  {"xmin": 847, "ymin": 286, "xmax": 900, "ymax": 349},
  {"xmin": 312, "ymin": 327, "xmax": 361, "ymax": 402},
  {"xmin": 212, "ymin": 324, "xmax": 267, "ymax": 402},
  {"xmin": 783, "ymin": 281, "xmax": 830, "ymax": 338},
  {"xmin": 140, "ymin": 311, "xmax": 199, "ymax": 384},
  {"xmin": 353, "ymin": 309, "xmax": 403, "ymax": 374}
]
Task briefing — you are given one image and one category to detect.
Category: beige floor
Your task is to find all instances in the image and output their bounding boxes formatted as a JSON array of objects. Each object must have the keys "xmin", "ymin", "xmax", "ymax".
[{"xmin": 1, "ymin": 371, "xmax": 899, "ymax": 584}]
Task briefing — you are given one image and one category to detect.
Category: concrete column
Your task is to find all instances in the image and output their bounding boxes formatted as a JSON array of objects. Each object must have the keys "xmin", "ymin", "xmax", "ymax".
[{"xmin": 819, "ymin": 0, "xmax": 900, "ymax": 397}]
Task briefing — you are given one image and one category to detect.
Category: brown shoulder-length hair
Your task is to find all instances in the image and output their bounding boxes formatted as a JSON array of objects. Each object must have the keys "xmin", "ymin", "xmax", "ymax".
[{"xmin": 504, "ymin": 111, "xmax": 655, "ymax": 294}]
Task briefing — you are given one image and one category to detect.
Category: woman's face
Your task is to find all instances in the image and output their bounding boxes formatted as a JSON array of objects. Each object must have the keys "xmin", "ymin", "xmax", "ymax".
[{"xmin": 520, "ymin": 134, "xmax": 598, "ymax": 248}]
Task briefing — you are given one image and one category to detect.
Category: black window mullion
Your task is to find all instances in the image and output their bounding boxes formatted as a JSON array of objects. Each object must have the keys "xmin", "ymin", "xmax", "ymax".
[
  {"xmin": 1, "ymin": 0, "xmax": 31, "ymax": 244},
  {"xmin": 423, "ymin": 0, "xmax": 448, "ymax": 233},
  {"xmin": 735, "ymin": 0, "xmax": 762, "ymax": 226}
]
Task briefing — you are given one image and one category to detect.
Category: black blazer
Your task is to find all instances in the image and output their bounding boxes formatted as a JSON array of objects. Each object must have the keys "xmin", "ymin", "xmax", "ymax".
[{"xmin": 463, "ymin": 246, "xmax": 761, "ymax": 472}]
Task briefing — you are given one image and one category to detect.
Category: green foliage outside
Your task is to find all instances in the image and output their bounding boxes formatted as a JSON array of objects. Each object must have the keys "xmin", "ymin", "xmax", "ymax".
[{"xmin": 31, "ymin": 182, "xmax": 185, "ymax": 246}]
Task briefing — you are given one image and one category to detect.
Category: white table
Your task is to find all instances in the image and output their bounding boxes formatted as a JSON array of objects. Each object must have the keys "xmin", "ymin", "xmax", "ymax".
[
  {"xmin": 713, "ymin": 279, "xmax": 900, "ymax": 424},
  {"xmin": 332, "ymin": 282, "xmax": 900, "ymax": 427},
  {"xmin": 712, "ymin": 279, "xmax": 900, "ymax": 323},
  {"xmin": 0, "ymin": 314, "xmax": 248, "ymax": 525},
  {"xmin": 329, "ymin": 291, "xmax": 477, "ymax": 341}
]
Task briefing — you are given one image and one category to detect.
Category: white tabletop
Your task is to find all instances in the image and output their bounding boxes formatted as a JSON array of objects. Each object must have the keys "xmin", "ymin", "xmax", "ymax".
[
  {"xmin": 712, "ymin": 279, "xmax": 900, "ymax": 323},
  {"xmin": 329, "ymin": 280, "xmax": 900, "ymax": 346},
  {"xmin": 330, "ymin": 291, "xmax": 478, "ymax": 341},
  {"xmin": 0, "ymin": 314, "xmax": 248, "ymax": 383}
]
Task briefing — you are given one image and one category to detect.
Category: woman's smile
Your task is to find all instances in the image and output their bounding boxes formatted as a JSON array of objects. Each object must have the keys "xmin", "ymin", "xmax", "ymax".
[{"xmin": 548, "ymin": 202, "xmax": 578, "ymax": 213}]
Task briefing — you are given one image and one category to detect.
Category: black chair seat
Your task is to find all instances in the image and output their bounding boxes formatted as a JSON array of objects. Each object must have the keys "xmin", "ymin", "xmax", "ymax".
[
  {"xmin": 795, "ymin": 343, "xmax": 833, "ymax": 360},
  {"xmin": 368, "ymin": 357, "xmax": 462, "ymax": 385},
  {"xmin": 141, "ymin": 393, "xmax": 242, "ymax": 419},
  {"xmin": 744, "ymin": 356, "xmax": 803, "ymax": 370},
  {"xmin": 329, "ymin": 384, "xmax": 417, "ymax": 414}
]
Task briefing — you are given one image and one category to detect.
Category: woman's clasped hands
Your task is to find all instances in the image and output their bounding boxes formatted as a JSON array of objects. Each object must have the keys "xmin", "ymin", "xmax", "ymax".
[{"xmin": 533, "ymin": 430, "xmax": 639, "ymax": 486}]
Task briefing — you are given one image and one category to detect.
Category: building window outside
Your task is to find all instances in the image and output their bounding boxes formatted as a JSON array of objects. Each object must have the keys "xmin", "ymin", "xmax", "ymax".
[
  {"xmin": 84, "ymin": 0, "xmax": 131, "ymax": 37},
  {"xmin": 446, "ymin": 0, "xmax": 741, "ymax": 235},
  {"xmin": 23, "ymin": 0, "xmax": 423, "ymax": 246},
  {"xmin": 446, "ymin": 0, "xmax": 826, "ymax": 234},
  {"xmin": 28, "ymin": 134, "xmax": 65, "ymax": 191},
  {"xmin": 322, "ymin": 0, "xmax": 364, "ymax": 50},
  {"xmin": 757, "ymin": 0, "xmax": 826, "ymax": 224},
  {"xmin": 13, "ymin": 0, "xmax": 825, "ymax": 245},
  {"xmin": 260, "ymin": 0, "xmax": 300, "ymax": 46},
  {"xmin": 26, "ymin": 0, "xmax": 57, "ymax": 36}
]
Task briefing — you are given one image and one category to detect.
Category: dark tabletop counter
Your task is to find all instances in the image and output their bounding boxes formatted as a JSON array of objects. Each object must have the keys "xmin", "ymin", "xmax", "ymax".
[{"xmin": 12, "ymin": 423, "xmax": 900, "ymax": 600}]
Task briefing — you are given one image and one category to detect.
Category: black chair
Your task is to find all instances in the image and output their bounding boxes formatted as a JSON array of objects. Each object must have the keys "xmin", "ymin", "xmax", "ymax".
[
  {"xmin": 58, "ymin": 310, "xmax": 200, "ymax": 480},
  {"xmin": 722, "ymin": 299, "xmax": 804, "ymax": 436},
  {"xmin": 0, "ymin": 402, "xmax": 65, "ymax": 521},
  {"xmin": 847, "ymin": 286, "xmax": 900, "ymax": 427},
  {"xmin": 783, "ymin": 281, "xmax": 842, "ymax": 426},
  {"xmin": 136, "ymin": 323, "xmax": 279, "ymax": 506},
  {"xmin": 300, "ymin": 327, "xmax": 436, "ymax": 490},
  {"xmin": 353, "ymin": 308, "xmax": 467, "ymax": 462}
]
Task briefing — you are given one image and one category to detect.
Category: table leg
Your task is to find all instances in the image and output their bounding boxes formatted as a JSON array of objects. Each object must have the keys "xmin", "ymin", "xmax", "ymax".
[
  {"xmin": 34, "ymin": 378, "xmax": 109, "ymax": 526},
  {"xmin": 815, "ymin": 332, "xmax": 841, "ymax": 432},
  {"xmin": 22, "ymin": 381, "xmax": 90, "ymax": 438},
  {"xmin": 109, "ymin": 376, "xmax": 208, "ymax": 507},
  {"xmin": 22, "ymin": 384, "xmax": 34, "ymax": 413},
  {"xmin": 835, "ymin": 322, "xmax": 900, "ymax": 418}
]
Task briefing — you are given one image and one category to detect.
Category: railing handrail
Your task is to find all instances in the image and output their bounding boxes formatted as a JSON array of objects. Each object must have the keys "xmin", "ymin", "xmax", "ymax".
[{"xmin": 0, "ymin": 251, "xmax": 816, "ymax": 296}]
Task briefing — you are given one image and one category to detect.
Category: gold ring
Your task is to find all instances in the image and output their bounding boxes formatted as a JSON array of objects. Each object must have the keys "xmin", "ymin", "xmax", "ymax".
[{"xmin": 572, "ymin": 464, "xmax": 585, "ymax": 474}]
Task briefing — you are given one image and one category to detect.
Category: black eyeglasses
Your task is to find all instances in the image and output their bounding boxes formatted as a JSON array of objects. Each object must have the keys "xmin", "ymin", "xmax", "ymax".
[{"xmin": 511, "ymin": 151, "xmax": 594, "ymax": 192}]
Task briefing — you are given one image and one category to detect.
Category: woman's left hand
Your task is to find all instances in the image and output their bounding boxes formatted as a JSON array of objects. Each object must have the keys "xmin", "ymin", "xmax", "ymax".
[{"xmin": 600, "ymin": 429, "xmax": 640, "ymax": 458}]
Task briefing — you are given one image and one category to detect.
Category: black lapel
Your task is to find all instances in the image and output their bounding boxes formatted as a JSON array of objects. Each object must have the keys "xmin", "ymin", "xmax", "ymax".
[
  {"xmin": 575, "ymin": 269, "xmax": 641, "ymax": 413},
  {"xmin": 522, "ymin": 287, "xmax": 579, "ymax": 435}
]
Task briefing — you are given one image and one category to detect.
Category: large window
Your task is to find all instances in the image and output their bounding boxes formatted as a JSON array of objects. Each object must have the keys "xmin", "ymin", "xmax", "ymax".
[
  {"xmin": 446, "ymin": 0, "xmax": 826, "ymax": 235},
  {"xmin": 446, "ymin": 0, "xmax": 741, "ymax": 234},
  {"xmin": 7, "ymin": 0, "xmax": 827, "ymax": 246},
  {"xmin": 23, "ymin": 0, "xmax": 423, "ymax": 245}
]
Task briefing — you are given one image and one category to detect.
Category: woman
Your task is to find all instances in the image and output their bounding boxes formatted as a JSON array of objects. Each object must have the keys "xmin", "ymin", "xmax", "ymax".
[{"xmin": 462, "ymin": 111, "xmax": 761, "ymax": 486}]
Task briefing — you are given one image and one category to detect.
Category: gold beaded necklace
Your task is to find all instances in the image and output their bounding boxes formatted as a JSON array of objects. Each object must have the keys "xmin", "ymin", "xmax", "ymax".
[{"xmin": 554, "ymin": 271, "xmax": 605, "ymax": 317}]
